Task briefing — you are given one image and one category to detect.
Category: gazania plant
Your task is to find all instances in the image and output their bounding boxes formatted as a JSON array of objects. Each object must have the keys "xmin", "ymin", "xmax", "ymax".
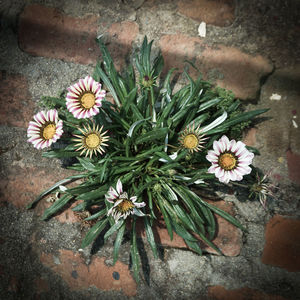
[{"xmin": 27, "ymin": 37, "xmax": 269, "ymax": 281}]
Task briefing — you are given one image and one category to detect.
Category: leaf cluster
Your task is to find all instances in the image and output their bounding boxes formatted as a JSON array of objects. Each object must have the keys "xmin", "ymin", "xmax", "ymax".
[{"xmin": 32, "ymin": 37, "xmax": 267, "ymax": 282}]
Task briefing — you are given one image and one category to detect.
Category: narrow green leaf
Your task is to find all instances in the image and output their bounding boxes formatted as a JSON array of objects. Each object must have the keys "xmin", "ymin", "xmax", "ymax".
[
  {"xmin": 84, "ymin": 209, "xmax": 107, "ymax": 221},
  {"xmin": 42, "ymin": 150, "xmax": 79, "ymax": 158},
  {"xmin": 171, "ymin": 221, "xmax": 198, "ymax": 242},
  {"xmin": 130, "ymin": 218, "xmax": 140, "ymax": 282},
  {"xmin": 42, "ymin": 194, "xmax": 73, "ymax": 220},
  {"xmin": 76, "ymin": 186, "xmax": 108, "ymax": 201},
  {"xmin": 157, "ymin": 194, "xmax": 173, "ymax": 240},
  {"xmin": 81, "ymin": 218, "xmax": 109, "ymax": 248},
  {"xmin": 144, "ymin": 217, "xmax": 158, "ymax": 258},
  {"xmin": 127, "ymin": 117, "xmax": 151, "ymax": 137},
  {"xmin": 104, "ymin": 219, "xmax": 125, "ymax": 242},
  {"xmin": 113, "ymin": 222, "xmax": 126, "ymax": 264},
  {"xmin": 77, "ymin": 157, "xmax": 96, "ymax": 172},
  {"xmin": 246, "ymin": 145, "xmax": 260, "ymax": 155},
  {"xmin": 197, "ymin": 98, "xmax": 222, "ymax": 112},
  {"xmin": 135, "ymin": 127, "xmax": 168, "ymax": 145},
  {"xmin": 95, "ymin": 63, "xmax": 121, "ymax": 107},
  {"xmin": 152, "ymin": 53, "xmax": 164, "ymax": 78},
  {"xmin": 26, "ymin": 175, "xmax": 83, "ymax": 209},
  {"xmin": 184, "ymin": 239, "xmax": 202, "ymax": 255},
  {"xmin": 205, "ymin": 109, "xmax": 269, "ymax": 135}
]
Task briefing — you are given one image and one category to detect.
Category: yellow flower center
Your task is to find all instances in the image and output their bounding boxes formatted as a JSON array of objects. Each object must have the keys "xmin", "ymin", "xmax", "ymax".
[
  {"xmin": 42, "ymin": 123, "xmax": 56, "ymax": 140},
  {"xmin": 219, "ymin": 153, "xmax": 237, "ymax": 171},
  {"xmin": 81, "ymin": 93, "xmax": 95, "ymax": 109},
  {"xmin": 183, "ymin": 134, "xmax": 198, "ymax": 149},
  {"xmin": 85, "ymin": 133, "xmax": 101, "ymax": 149},
  {"xmin": 117, "ymin": 199, "xmax": 135, "ymax": 213}
]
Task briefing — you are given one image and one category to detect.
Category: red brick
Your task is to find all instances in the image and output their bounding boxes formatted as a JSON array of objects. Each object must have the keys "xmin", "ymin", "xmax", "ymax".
[
  {"xmin": 107, "ymin": 21, "xmax": 139, "ymax": 70},
  {"xmin": 8, "ymin": 276, "xmax": 20, "ymax": 292},
  {"xmin": 178, "ymin": 0, "xmax": 235, "ymax": 26},
  {"xmin": 243, "ymin": 128, "xmax": 257, "ymax": 147},
  {"xmin": 0, "ymin": 73, "xmax": 34, "ymax": 128},
  {"xmin": 159, "ymin": 34, "xmax": 273, "ymax": 100},
  {"xmin": 34, "ymin": 278, "xmax": 50, "ymax": 293},
  {"xmin": 0, "ymin": 165, "xmax": 75, "ymax": 208},
  {"xmin": 18, "ymin": 4, "xmax": 100, "ymax": 65},
  {"xmin": 208, "ymin": 285, "xmax": 288, "ymax": 300},
  {"xmin": 35, "ymin": 199, "xmax": 82, "ymax": 224},
  {"xmin": 138, "ymin": 200, "xmax": 242, "ymax": 256},
  {"xmin": 261, "ymin": 215, "xmax": 300, "ymax": 272},
  {"xmin": 40, "ymin": 249, "xmax": 137, "ymax": 297},
  {"xmin": 286, "ymin": 150, "xmax": 300, "ymax": 185},
  {"xmin": 18, "ymin": 5, "xmax": 139, "ymax": 67}
]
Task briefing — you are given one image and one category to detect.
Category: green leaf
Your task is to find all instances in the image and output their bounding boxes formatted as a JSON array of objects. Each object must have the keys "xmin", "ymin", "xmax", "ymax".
[
  {"xmin": 99, "ymin": 159, "xmax": 109, "ymax": 183},
  {"xmin": 96, "ymin": 38, "xmax": 114, "ymax": 72},
  {"xmin": 246, "ymin": 145, "xmax": 260, "ymax": 155},
  {"xmin": 127, "ymin": 117, "xmax": 151, "ymax": 137},
  {"xmin": 144, "ymin": 217, "xmax": 158, "ymax": 258},
  {"xmin": 84, "ymin": 209, "xmax": 107, "ymax": 221},
  {"xmin": 172, "ymin": 186, "xmax": 205, "ymax": 227},
  {"xmin": 77, "ymin": 157, "xmax": 96, "ymax": 172},
  {"xmin": 184, "ymin": 239, "xmax": 202, "ymax": 255},
  {"xmin": 113, "ymin": 222, "xmax": 126, "ymax": 264},
  {"xmin": 130, "ymin": 218, "xmax": 140, "ymax": 282},
  {"xmin": 188, "ymin": 189, "xmax": 247, "ymax": 232},
  {"xmin": 81, "ymin": 218, "xmax": 109, "ymax": 248},
  {"xmin": 135, "ymin": 127, "xmax": 168, "ymax": 145},
  {"xmin": 171, "ymin": 221, "xmax": 198, "ymax": 242},
  {"xmin": 26, "ymin": 175, "xmax": 84, "ymax": 209},
  {"xmin": 152, "ymin": 53, "xmax": 164, "ymax": 78},
  {"xmin": 205, "ymin": 109, "xmax": 269, "ymax": 135},
  {"xmin": 162, "ymin": 182, "xmax": 178, "ymax": 201},
  {"xmin": 157, "ymin": 194, "xmax": 173, "ymax": 240},
  {"xmin": 197, "ymin": 98, "xmax": 222, "ymax": 112},
  {"xmin": 104, "ymin": 219, "xmax": 125, "ymax": 242},
  {"xmin": 42, "ymin": 150, "xmax": 79, "ymax": 158},
  {"xmin": 41, "ymin": 194, "xmax": 73, "ymax": 220},
  {"xmin": 123, "ymin": 87, "xmax": 138, "ymax": 113},
  {"xmin": 76, "ymin": 186, "xmax": 108, "ymax": 201},
  {"xmin": 95, "ymin": 63, "xmax": 121, "ymax": 107}
]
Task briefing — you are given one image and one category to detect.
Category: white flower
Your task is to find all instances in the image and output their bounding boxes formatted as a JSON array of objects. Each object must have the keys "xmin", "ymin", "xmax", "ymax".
[
  {"xmin": 27, "ymin": 109, "xmax": 63, "ymax": 149},
  {"xmin": 66, "ymin": 76, "xmax": 106, "ymax": 119},
  {"xmin": 105, "ymin": 179, "xmax": 146, "ymax": 222},
  {"xmin": 206, "ymin": 135, "xmax": 254, "ymax": 184}
]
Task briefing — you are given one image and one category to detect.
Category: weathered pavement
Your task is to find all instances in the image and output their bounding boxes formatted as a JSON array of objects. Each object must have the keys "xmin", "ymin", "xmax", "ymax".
[{"xmin": 0, "ymin": 0, "xmax": 300, "ymax": 299}]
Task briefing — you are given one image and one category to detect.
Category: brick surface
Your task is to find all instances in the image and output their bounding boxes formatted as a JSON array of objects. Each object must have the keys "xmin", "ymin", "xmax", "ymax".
[
  {"xmin": 107, "ymin": 21, "xmax": 139, "ymax": 70},
  {"xmin": 35, "ymin": 199, "xmax": 82, "ymax": 224},
  {"xmin": 40, "ymin": 249, "xmax": 137, "ymax": 297},
  {"xmin": 18, "ymin": 4, "xmax": 100, "ymax": 65},
  {"xmin": 178, "ymin": 0, "xmax": 236, "ymax": 26},
  {"xmin": 261, "ymin": 215, "xmax": 300, "ymax": 272},
  {"xmin": 286, "ymin": 150, "xmax": 300, "ymax": 185},
  {"xmin": 159, "ymin": 34, "xmax": 273, "ymax": 100},
  {"xmin": 0, "ymin": 73, "xmax": 34, "ymax": 128},
  {"xmin": 208, "ymin": 285, "xmax": 288, "ymax": 300},
  {"xmin": 138, "ymin": 200, "xmax": 242, "ymax": 256},
  {"xmin": 18, "ymin": 5, "xmax": 139, "ymax": 67},
  {"xmin": 8, "ymin": 276, "xmax": 20, "ymax": 292},
  {"xmin": 0, "ymin": 165, "xmax": 75, "ymax": 208},
  {"xmin": 34, "ymin": 278, "xmax": 50, "ymax": 294},
  {"xmin": 243, "ymin": 128, "xmax": 257, "ymax": 147}
]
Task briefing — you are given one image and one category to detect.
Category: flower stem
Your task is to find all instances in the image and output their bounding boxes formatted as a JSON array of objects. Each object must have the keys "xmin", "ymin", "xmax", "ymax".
[{"xmin": 230, "ymin": 182, "xmax": 249, "ymax": 189}]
